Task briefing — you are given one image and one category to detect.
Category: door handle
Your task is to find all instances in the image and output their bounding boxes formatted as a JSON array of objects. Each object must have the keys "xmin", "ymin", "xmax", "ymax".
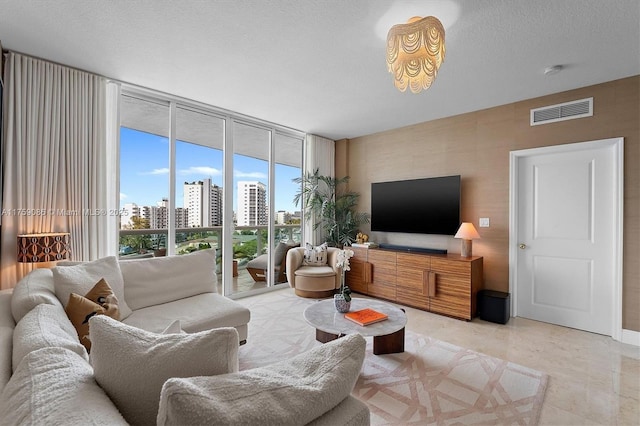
[
  {"xmin": 519, "ymin": 244, "xmax": 527, "ymax": 249},
  {"xmin": 364, "ymin": 262, "xmax": 372, "ymax": 283},
  {"xmin": 428, "ymin": 271, "xmax": 437, "ymax": 297}
]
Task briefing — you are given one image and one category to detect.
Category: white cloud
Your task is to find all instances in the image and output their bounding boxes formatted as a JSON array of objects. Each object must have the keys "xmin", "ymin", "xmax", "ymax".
[
  {"xmin": 234, "ymin": 170, "xmax": 267, "ymax": 179},
  {"xmin": 120, "ymin": 193, "xmax": 127, "ymax": 200},
  {"xmin": 139, "ymin": 168, "xmax": 170, "ymax": 175},
  {"xmin": 179, "ymin": 166, "xmax": 222, "ymax": 176}
]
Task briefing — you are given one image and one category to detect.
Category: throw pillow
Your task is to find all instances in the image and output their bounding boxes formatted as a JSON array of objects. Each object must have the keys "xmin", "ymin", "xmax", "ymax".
[
  {"xmin": 273, "ymin": 241, "xmax": 298, "ymax": 266},
  {"xmin": 89, "ymin": 315, "xmax": 239, "ymax": 426},
  {"xmin": 65, "ymin": 294, "xmax": 105, "ymax": 351},
  {"xmin": 0, "ymin": 347, "xmax": 128, "ymax": 425},
  {"xmin": 157, "ymin": 333, "xmax": 366, "ymax": 426},
  {"xmin": 84, "ymin": 278, "xmax": 120, "ymax": 319},
  {"xmin": 65, "ymin": 278, "xmax": 121, "ymax": 352},
  {"xmin": 53, "ymin": 256, "xmax": 132, "ymax": 319},
  {"xmin": 119, "ymin": 248, "xmax": 217, "ymax": 311},
  {"xmin": 273, "ymin": 241, "xmax": 288, "ymax": 265},
  {"xmin": 12, "ymin": 303, "xmax": 89, "ymax": 372},
  {"xmin": 303, "ymin": 242, "xmax": 328, "ymax": 266}
]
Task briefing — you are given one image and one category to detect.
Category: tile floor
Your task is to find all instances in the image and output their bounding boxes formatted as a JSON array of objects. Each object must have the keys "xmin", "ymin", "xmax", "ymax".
[{"xmin": 240, "ymin": 289, "xmax": 640, "ymax": 425}]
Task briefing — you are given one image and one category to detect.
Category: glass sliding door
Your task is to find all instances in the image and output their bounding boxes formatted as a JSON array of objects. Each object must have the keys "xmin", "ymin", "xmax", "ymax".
[
  {"xmin": 273, "ymin": 133, "xmax": 303, "ymax": 284},
  {"xmin": 232, "ymin": 121, "xmax": 270, "ymax": 296},
  {"xmin": 117, "ymin": 86, "xmax": 305, "ymax": 299},
  {"xmin": 174, "ymin": 106, "xmax": 225, "ymax": 292},
  {"xmin": 118, "ymin": 94, "xmax": 170, "ymax": 260}
]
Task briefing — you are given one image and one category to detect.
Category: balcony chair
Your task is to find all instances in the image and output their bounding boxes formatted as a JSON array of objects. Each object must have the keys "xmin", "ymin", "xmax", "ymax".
[
  {"xmin": 246, "ymin": 241, "xmax": 299, "ymax": 283},
  {"xmin": 285, "ymin": 246, "xmax": 340, "ymax": 298}
]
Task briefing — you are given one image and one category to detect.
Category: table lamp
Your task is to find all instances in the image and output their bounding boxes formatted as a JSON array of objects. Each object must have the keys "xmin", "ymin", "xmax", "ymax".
[
  {"xmin": 454, "ymin": 223, "xmax": 480, "ymax": 257},
  {"xmin": 17, "ymin": 232, "xmax": 71, "ymax": 265}
]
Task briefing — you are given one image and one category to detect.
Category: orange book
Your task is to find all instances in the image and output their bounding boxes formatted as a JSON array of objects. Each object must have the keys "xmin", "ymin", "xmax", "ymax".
[{"xmin": 344, "ymin": 308, "xmax": 388, "ymax": 326}]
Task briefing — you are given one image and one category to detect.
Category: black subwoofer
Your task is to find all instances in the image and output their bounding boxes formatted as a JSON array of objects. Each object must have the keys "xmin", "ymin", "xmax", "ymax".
[{"xmin": 477, "ymin": 290, "xmax": 510, "ymax": 324}]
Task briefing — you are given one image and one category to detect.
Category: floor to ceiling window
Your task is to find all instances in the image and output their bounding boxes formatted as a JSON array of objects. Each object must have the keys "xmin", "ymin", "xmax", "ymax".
[
  {"xmin": 232, "ymin": 122, "xmax": 270, "ymax": 296},
  {"xmin": 118, "ymin": 94, "xmax": 170, "ymax": 259},
  {"xmin": 117, "ymin": 88, "xmax": 303, "ymax": 298}
]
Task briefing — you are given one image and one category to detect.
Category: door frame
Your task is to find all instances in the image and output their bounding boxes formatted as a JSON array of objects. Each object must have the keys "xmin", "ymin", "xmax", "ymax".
[{"xmin": 509, "ymin": 138, "xmax": 624, "ymax": 340}]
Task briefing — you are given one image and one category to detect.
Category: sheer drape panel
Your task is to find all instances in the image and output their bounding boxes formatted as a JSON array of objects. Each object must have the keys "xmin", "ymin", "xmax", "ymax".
[
  {"xmin": 63, "ymin": 69, "xmax": 108, "ymax": 262},
  {"xmin": 105, "ymin": 82, "xmax": 121, "ymax": 256},
  {"xmin": 0, "ymin": 53, "xmax": 108, "ymax": 288},
  {"xmin": 303, "ymin": 134, "xmax": 335, "ymax": 245}
]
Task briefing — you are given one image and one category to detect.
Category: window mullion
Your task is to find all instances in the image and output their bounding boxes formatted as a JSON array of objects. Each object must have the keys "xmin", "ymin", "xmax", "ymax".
[{"xmin": 168, "ymin": 102, "xmax": 177, "ymax": 255}]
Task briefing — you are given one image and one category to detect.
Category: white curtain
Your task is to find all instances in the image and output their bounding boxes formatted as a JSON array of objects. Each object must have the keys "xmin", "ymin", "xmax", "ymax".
[
  {"xmin": 0, "ymin": 52, "xmax": 110, "ymax": 288},
  {"xmin": 105, "ymin": 82, "xmax": 121, "ymax": 256},
  {"xmin": 303, "ymin": 134, "xmax": 335, "ymax": 245}
]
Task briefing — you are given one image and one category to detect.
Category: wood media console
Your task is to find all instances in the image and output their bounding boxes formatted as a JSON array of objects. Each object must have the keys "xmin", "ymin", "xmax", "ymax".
[{"xmin": 346, "ymin": 246, "xmax": 483, "ymax": 320}]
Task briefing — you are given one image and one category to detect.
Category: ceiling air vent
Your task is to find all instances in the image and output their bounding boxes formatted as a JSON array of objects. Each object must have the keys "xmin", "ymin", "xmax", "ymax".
[{"xmin": 530, "ymin": 97, "xmax": 593, "ymax": 126}]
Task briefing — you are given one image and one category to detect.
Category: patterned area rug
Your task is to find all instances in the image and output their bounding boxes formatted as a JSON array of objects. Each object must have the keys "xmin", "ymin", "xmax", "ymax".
[{"xmin": 238, "ymin": 291, "xmax": 548, "ymax": 425}]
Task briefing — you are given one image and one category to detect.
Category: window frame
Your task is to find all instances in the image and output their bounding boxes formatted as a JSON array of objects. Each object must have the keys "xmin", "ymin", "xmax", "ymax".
[{"xmin": 118, "ymin": 85, "xmax": 305, "ymax": 298}]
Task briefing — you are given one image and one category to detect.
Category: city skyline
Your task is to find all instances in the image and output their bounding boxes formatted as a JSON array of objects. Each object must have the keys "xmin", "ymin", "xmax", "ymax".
[
  {"xmin": 119, "ymin": 127, "xmax": 302, "ymax": 213},
  {"xmin": 121, "ymin": 182, "xmax": 300, "ymax": 229}
]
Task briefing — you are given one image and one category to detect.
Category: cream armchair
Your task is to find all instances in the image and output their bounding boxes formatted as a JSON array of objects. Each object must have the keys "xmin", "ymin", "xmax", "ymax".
[{"xmin": 286, "ymin": 247, "xmax": 341, "ymax": 298}]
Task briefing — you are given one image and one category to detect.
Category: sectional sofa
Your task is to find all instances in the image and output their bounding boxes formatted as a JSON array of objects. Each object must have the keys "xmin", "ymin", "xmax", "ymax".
[{"xmin": 0, "ymin": 249, "xmax": 370, "ymax": 425}]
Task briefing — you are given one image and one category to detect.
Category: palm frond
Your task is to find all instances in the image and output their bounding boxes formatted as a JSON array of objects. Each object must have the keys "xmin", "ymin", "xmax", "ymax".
[{"xmin": 293, "ymin": 168, "xmax": 370, "ymax": 246}]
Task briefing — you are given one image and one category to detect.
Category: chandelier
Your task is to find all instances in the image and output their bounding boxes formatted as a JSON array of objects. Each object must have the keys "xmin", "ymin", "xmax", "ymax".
[{"xmin": 386, "ymin": 16, "xmax": 446, "ymax": 93}]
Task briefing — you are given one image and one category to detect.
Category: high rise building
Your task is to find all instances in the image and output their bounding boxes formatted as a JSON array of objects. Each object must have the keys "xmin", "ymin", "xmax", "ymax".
[
  {"xmin": 237, "ymin": 181, "xmax": 267, "ymax": 226},
  {"xmin": 126, "ymin": 199, "xmax": 189, "ymax": 229},
  {"xmin": 148, "ymin": 198, "xmax": 170, "ymax": 229},
  {"xmin": 140, "ymin": 205, "xmax": 152, "ymax": 227},
  {"xmin": 120, "ymin": 203, "xmax": 141, "ymax": 229},
  {"xmin": 174, "ymin": 207, "xmax": 189, "ymax": 228},
  {"xmin": 184, "ymin": 179, "xmax": 223, "ymax": 227},
  {"xmin": 275, "ymin": 210, "xmax": 291, "ymax": 224}
]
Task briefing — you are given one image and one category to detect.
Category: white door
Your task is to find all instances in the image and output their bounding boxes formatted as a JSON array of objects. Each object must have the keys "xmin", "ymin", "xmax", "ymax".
[{"xmin": 511, "ymin": 138, "xmax": 623, "ymax": 336}]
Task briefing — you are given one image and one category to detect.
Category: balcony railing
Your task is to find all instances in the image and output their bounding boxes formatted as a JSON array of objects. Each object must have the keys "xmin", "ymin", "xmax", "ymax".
[{"xmin": 118, "ymin": 224, "xmax": 301, "ymax": 266}]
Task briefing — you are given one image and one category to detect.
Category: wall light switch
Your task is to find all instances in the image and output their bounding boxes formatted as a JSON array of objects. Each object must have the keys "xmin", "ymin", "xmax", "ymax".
[{"xmin": 479, "ymin": 218, "xmax": 490, "ymax": 228}]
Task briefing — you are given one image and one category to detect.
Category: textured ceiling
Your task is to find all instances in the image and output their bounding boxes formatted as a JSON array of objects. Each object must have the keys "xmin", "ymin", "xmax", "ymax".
[{"xmin": 0, "ymin": 0, "xmax": 638, "ymax": 140}]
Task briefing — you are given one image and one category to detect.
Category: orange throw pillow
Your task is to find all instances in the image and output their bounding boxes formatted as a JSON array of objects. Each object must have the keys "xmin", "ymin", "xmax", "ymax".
[
  {"xmin": 84, "ymin": 278, "xmax": 120, "ymax": 320},
  {"xmin": 66, "ymin": 294, "xmax": 106, "ymax": 351},
  {"xmin": 65, "ymin": 278, "xmax": 120, "ymax": 352}
]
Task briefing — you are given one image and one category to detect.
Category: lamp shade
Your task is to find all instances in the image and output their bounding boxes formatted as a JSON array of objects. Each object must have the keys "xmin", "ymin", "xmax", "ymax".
[
  {"xmin": 454, "ymin": 223, "xmax": 480, "ymax": 240},
  {"xmin": 17, "ymin": 233, "xmax": 71, "ymax": 263}
]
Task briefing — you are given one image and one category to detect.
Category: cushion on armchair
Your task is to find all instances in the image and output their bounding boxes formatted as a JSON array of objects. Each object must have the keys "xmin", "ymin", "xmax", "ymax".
[
  {"xmin": 246, "ymin": 254, "xmax": 267, "ymax": 270},
  {"xmin": 157, "ymin": 333, "xmax": 366, "ymax": 426},
  {"xmin": 247, "ymin": 242, "xmax": 299, "ymax": 283},
  {"xmin": 247, "ymin": 241, "xmax": 298, "ymax": 270},
  {"xmin": 274, "ymin": 241, "xmax": 291, "ymax": 265},
  {"xmin": 303, "ymin": 242, "xmax": 328, "ymax": 266}
]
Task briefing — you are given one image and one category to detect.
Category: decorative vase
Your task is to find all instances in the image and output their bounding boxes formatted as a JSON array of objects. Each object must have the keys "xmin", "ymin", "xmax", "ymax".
[{"xmin": 334, "ymin": 294, "xmax": 351, "ymax": 313}]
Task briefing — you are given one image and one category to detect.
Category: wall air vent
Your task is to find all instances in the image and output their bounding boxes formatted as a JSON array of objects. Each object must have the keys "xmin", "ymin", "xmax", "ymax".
[{"xmin": 530, "ymin": 97, "xmax": 593, "ymax": 126}]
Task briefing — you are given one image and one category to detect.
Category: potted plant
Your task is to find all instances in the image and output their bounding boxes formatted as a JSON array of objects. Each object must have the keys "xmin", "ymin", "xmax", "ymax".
[
  {"xmin": 334, "ymin": 248, "xmax": 355, "ymax": 312},
  {"xmin": 293, "ymin": 169, "xmax": 370, "ymax": 247},
  {"xmin": 153, "ymin": 234, "xmax": 167, "ymax": 257}
]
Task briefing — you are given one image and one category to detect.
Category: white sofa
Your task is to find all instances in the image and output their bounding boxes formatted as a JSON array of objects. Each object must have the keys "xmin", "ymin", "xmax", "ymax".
[
  {"xmin": 0, "ymin": 249, "xmax": 370, "ymax": 425},
  {"xmin": 10, "ymin": 249, "xmax": 250, "ymax": 343}
]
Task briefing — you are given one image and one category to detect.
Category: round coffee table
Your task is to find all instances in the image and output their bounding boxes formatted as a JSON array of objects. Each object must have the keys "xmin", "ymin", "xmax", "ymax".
[{"xmin": 303, "ymin": 298, "xmax": 407, "ymax": 355}]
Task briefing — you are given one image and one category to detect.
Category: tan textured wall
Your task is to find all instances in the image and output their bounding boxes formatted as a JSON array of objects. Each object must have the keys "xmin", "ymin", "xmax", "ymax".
[{"xmin": 339, "ymin": 76, "xmax": 639, "ymax": 332}]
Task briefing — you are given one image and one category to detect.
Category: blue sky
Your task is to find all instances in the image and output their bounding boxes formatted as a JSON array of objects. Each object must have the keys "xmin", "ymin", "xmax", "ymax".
[{"xmin": 119, "ymin": 128, "xmax": 302, "ymax": 212}]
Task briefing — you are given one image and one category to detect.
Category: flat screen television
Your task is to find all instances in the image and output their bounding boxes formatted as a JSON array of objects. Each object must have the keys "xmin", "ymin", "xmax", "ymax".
[{"xmin": 371, "ymin": 175, "xmax": 461, "ymax": 235}]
